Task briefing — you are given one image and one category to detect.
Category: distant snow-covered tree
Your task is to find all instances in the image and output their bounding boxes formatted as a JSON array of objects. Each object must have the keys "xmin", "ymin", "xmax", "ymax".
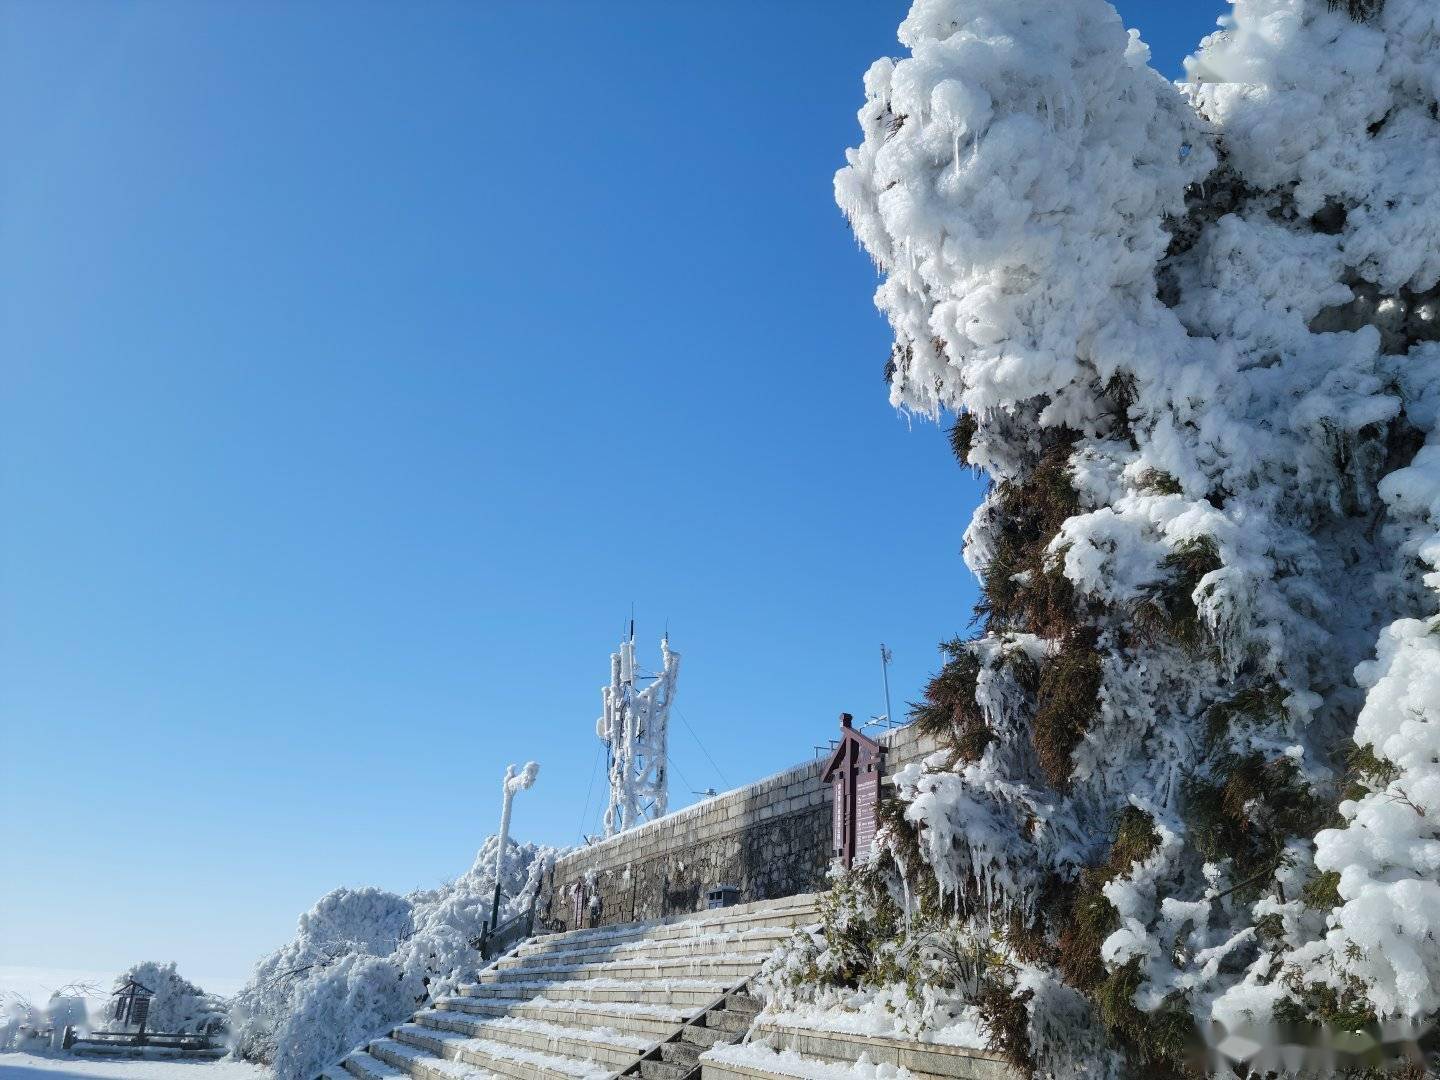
[
  {"xmin": 229, "ymin": 834, "xmax": 557, "ymax": 1080},
  {"xmin": 0, "ymin": 993, "xmax": 38, "ymax": 1051},
  {"xmin": 107, "ymin": 961, "xmax": 228, "ymax": 1035}
]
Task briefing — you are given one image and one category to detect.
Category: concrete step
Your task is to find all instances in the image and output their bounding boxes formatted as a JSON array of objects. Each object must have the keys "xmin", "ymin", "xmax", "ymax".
[
  {"xmin": 702, "ymin": 997, "xmax": 761, "ymax": 1037},
  {"xmin": 387, "ymin": 1023, "xmax": 610, "ymax": 1080},
  {"xmin": 702, "ymin": 1011, "xmax": 752, "ymax": 1037},
  {"xmin": 519, "ymin": 896, "xmax": 819, "ymax": 959},
  {"xmin": 414, "ymin": 1009, "xmax": 646, "ymax": 1066},
  {"xmin": 701, "ymin": 1046, "xmax": 840, "ymax": 1080},
  {"xmin": 725, "ymin": 993, "xmax": 762, "ymax": 1016},
  {"xmin": 659, "ymin": 1039, "xmax": 703, "ymax": 1069},
  {"xmin": 479, "ymin": 956, "xmax": 763, "ymax": 986},
  {"xmin": 637, "ymin": 1058, "xmax": 689, "ymax": 1080},
  {"xmin": 366, "ymin": 1036, "xmax": 494, "ymax": 1080},
  {"xmin": 500, "ymin": 929, "xmax": 796, "ymax": 972},
  {"xmin": 524, "ymin": 908, "xmax": 817, "ymax": 953},
  {"xmin": 430, "ymin": 996, "xmax": 691, "ymax": 1039},
  {"xmin": 671, "ymin": 1024, "xmax": 730, "ymax": 1049},
  {"xmin": 745, "ymin": 1024, "xmax": 1017, "ymax": 1080},
  {"xmin": 328, "ymin": 896, "xmax": 817, "ymax": 1080},
  {"xmin": 342, "ymin": 1051, "xmax": 407, "ymax": 1080},
  {"xmin": 455, "ymin": 979, "xmax": 731, "ymax": 1007}
]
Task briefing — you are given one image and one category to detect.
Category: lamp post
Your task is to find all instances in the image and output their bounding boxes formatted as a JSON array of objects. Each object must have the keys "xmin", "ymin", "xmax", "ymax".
[{"xmin": 490, "ymin": 761, "xmax": 539, "ymax": 938}]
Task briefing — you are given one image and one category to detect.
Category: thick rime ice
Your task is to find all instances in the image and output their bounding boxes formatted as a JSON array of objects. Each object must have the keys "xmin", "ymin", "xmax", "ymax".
[
  {"xmin": 597, "ymin": 634, "xmax": 680, "ymax": 837},
  {"xmin": 229, "ymin": 836, "xmax": 556, "ymax": 1080},
  {"xmin": 836, "ymin": 0, "xmax": 1214, "ymax": 452},
  {"xmin": 830, "ymin": 0, "xmax": 1440, "ymax": 1064},
  {"xmin": 1310, "ymin": 617, "xmax": 1440, "ymax": 1018}
]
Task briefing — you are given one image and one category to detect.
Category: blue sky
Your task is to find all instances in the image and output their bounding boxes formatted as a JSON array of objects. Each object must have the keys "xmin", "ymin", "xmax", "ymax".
[{"xmin": 0, "ymin": 2, "xmax": 1229, "ymax": 987}]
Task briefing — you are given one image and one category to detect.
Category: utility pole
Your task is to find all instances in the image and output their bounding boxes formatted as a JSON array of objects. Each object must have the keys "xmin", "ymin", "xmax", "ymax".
[
  {"xmin": 490, "ymin": 761, "xmax": 539, "ymax": 935},
  {"xmin": 880, "ymin": 644, "xmax": 895, "ymax": 729}
]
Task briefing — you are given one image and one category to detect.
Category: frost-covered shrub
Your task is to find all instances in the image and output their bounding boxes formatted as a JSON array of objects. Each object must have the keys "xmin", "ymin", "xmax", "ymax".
[
  {"xmin": 107, "ymin": 961, "xmax": 228, "ymax": 1034},
  {"xmin": 758, "ymin": 855, "xmax": 996, "ymax": 1048},
  {"xmin": 0, "ymin": 994, "xmax": 39, "ymax": 1051},
  {"xmin": 1, "ymin": 987, "xmax": 96, "ymax": 1050},
  {"xmin": 229, "ymin": 835, "xmax": 556, "ymax": 1080},
  {"xmin": 45, "ymin": 993, "xmax": 89, "ymax": 1040},
  {"xmin": 805, "ymin": 0, "xmax": 1440, "ymax": 1074}
]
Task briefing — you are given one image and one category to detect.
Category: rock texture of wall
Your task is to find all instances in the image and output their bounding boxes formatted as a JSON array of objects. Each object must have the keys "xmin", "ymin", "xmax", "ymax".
[{"xmin": 539, "ymin": 722, "xmax": 939, "ymax": 932}]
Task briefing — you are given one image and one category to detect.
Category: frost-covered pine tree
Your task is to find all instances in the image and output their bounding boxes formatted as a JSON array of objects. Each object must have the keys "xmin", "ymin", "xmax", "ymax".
[{"xmin": 769, "ymin": 0, "xmax": 1440, "ymax": 1075}]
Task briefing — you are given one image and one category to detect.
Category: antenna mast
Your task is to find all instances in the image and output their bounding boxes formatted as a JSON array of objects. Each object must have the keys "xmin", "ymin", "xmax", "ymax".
[
  {"xmin": 880, "ymin": 644, "xmax": 895, "ymax": 729},
  {"xmin": 596, "ymin": 624, "xmax": 680, "ymax": 837}
]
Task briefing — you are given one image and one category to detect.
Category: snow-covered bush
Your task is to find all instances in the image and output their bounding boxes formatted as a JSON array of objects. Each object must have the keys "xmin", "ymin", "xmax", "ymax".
[
  {"xmin": 0, "ymin": 994, "xmax": 39, "ymax": 1051},
  {"xmin": 808, "ymin": 0, "xmax": 1440, "ymax": 1075},
  {"xmin": 0, "ymin": 988, "xmax": 92, "ymax": 1051},
  {"xmin": 107, "ymin": 961, "xmax": 228, "ymax": 1034},
  {"xmin": 45, "ymin": 992, "xmax": 89, "ymax": 1041},
  {"xmin": 229, "ymin": 835, "xmax": 556, "ymax": 1080}
]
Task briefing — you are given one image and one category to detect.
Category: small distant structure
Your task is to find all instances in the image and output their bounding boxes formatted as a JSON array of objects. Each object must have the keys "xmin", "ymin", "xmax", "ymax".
[
  {"xmin": 596, "ymin": 624, "xmax": 680, "ymax": 837},
  {"xmin": 111, "ymin": 979, "xmax": 153, "ymax": 1031}
]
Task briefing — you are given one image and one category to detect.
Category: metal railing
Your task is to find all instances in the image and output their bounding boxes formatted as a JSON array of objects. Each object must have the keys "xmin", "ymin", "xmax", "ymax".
[{"xmin": 478, "ymin": 892, "xmax": 538, "ymax": 962}]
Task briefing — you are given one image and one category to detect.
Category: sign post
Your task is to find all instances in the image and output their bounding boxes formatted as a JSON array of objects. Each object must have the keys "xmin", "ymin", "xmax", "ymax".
[{"xmin": 821, "ymin": 713, "xmax": 884, "ymax": 868}]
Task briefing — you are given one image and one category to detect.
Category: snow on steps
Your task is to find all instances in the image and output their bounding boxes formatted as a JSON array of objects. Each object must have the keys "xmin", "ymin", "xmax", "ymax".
[
  {"xmin": 700, "ymin": 1025, "xmax": 1017, "ymax": 1080},
  {"xmin": 497, "ymin": 928, "xmax": 799, "ymax": 971},
  {"xmin": 451, "ymin": 977, "xmax": 731, "ymax": 1007},
  {"xmin": 476, "ymin": 954, "xmax": 768, "ymax": 986},
  {"xmin": 429, "ymin": 997, "xmax": 688, "ymax": 1040},
  {"xmin": 330, "ymin": 893, "xmax": 819, "ymax": 1080},
  {"xmin": 509, "ymin": 894, "xmax": 820, "ymax": 959}
]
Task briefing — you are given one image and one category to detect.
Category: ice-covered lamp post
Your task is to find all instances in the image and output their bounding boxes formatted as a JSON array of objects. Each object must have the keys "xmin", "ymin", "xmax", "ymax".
[{"xmin": 489, "ymin": 761, "xmax": 539, "ymax": 937}]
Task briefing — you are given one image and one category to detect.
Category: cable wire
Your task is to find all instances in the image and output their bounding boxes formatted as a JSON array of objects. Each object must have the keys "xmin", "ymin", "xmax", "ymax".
[
  {"xmin": 675, "ymin": 706, "xmax": 731, "ymax": 790},
  {"xmin": 577, "ymin": 742, "xmax": 602, "ymax": 843}
]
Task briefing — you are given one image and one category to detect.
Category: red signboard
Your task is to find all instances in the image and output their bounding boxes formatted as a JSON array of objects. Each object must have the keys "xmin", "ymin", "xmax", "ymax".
[{"xmin": 821, "ymin": 713, "xmax": 884, "ymax": 868}]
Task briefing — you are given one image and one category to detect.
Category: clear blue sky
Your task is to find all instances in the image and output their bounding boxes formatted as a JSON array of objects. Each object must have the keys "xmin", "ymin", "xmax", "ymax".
[{"xmin": 0, "ymin": 2, "xmax": 1228, "ymax": 988}]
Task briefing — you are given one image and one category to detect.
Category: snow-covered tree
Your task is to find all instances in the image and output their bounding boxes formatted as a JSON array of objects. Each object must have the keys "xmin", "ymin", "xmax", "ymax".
[
  {"xmin": 776, "ymin": 0, "xmax": 1440, "ymax": 1075},
  {"xmin": 0, "ymin": 994, "xmax": 39, "ymax": 1051},
  {"xmin": 229, "ymin": 834, "xmax": 556, "ymax": 1080},
  {"xmin": 106, "ymin": 961, "xmax": 228, "ymax": 1034},
  {"xmin": 45, "ymin": 992, "xmax": 89, "ymax": 1041}
]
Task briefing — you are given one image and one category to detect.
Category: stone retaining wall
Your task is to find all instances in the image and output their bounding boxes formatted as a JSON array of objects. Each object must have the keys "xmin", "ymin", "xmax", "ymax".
[{"xmin": 539, "ymin": 722, "xmax": 940, "ymax": 932}]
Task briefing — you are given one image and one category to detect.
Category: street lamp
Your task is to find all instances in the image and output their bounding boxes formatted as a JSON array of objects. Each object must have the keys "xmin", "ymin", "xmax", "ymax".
[{"xmin": 489, "ymin": 761, "xmax": 539, "ymax": 938}]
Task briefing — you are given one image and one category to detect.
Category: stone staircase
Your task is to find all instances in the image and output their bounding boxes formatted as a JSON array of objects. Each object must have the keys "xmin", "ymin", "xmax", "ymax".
[
  {"xmin": 320, "ymin": 893, "xmax": 819, "ymax": 1080},
  {"xmin": 699, "ymin": 1021, "xmax": 1016, "ymax": 1080}
]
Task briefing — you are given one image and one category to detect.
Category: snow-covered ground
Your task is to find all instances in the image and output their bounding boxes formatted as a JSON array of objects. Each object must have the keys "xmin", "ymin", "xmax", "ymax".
[
  {"xmin": 0, "ymin": 968, "xmax": 258, "ymax": 1079},
  {"xmin": 0, "ymin": 1053, "xmax": 266, "ymax": 1080}
]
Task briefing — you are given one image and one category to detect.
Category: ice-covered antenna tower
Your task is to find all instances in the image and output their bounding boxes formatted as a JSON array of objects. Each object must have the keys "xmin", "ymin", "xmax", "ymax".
[{"xmin": 596, "ymin": 624, "xmax": 680, "ymax": 837}]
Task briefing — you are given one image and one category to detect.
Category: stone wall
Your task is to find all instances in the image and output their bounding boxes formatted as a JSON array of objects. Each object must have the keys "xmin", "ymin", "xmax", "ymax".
[{"xmin": 539, "ymin": 722, "xmax": 940, "ymax": 932}]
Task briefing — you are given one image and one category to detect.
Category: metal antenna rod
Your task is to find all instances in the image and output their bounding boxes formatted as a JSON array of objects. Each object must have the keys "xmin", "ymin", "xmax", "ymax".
[{"xmin": 880, "ymin": 644, "xmax": 895, "ymax": 729}]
